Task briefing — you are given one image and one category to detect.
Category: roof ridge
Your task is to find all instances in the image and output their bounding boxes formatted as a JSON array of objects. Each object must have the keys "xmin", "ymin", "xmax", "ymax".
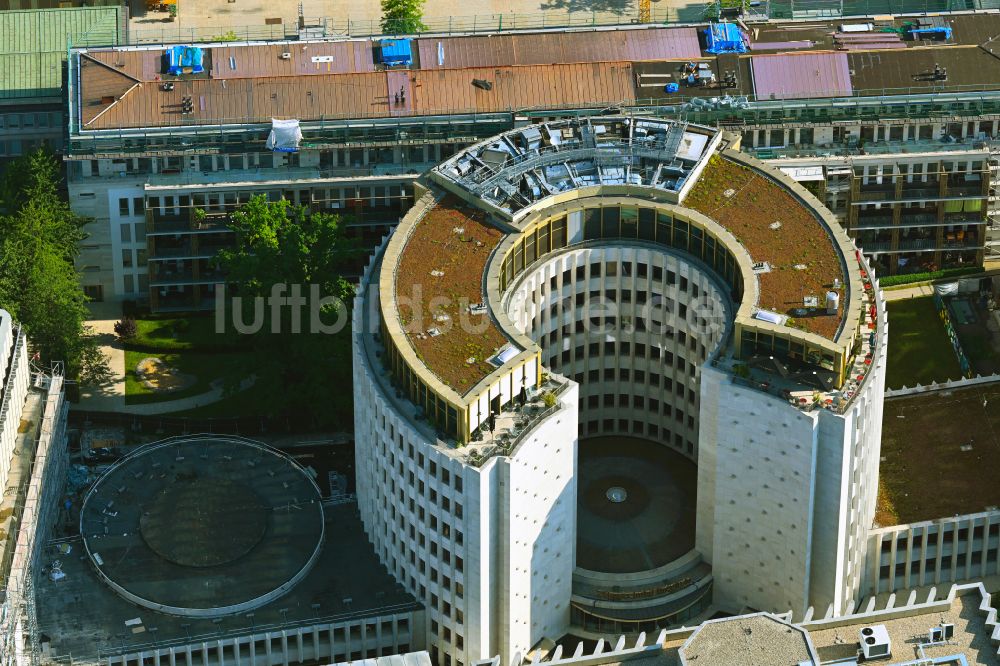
[
  {"xmin": 81, "ymin": 52, "xmax": 142, "ymax": 84},
  {"xmin": 79, "ymin": 52, "xmax": 142, "ymax": 128}
]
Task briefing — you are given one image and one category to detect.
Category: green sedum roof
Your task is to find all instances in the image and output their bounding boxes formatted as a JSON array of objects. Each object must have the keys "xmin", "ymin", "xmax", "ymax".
[{"xmin": 0, "ymin": 6, "xmax": 122, "ymax": 101}]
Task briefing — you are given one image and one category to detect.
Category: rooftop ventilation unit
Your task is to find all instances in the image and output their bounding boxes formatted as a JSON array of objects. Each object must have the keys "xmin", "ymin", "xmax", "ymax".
[
  {"xmin": 279, "ymin": 52, "xmax": 292, "ymax": 60},
  {"xmin": 859, "ymin": 625, "xmax": 891, "ymax": 660},
  {"xmin": 941, "ymin": 623, "xmax": 955, "ymax": 640}
]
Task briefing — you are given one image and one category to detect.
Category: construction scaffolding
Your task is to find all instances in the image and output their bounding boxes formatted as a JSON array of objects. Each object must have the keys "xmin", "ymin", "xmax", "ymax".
[{"xmin": 0, "ymin": 365, "xmax": 69, "ymax": 666}]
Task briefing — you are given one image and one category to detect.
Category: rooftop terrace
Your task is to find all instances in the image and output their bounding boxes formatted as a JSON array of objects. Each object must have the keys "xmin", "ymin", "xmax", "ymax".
[{"xmin": 374, "ymin": 118, "xmax": 873, "ymax": 447}]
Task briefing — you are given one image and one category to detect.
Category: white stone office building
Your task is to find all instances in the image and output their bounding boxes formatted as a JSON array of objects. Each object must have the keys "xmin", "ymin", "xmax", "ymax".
[{"xmin": 352, "ymin": 118, "xmax": 889, "ymax": 666}]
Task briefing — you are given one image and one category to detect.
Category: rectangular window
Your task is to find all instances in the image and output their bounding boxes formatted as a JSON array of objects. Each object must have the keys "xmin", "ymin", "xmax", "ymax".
[
  {"xmin": 118, "ymin": 198, "xmax": 130, "ymax": 216},
  {"xmin": 121, "ymin": 249, "xmax": 133, "ymax": 267},
  {"xmin": 120, "ymin": 225, "xmax": 132, "ymax": 243},
  {"xmin": 133, "ymin": 197, "xmax": 145, "ymax": 215}
]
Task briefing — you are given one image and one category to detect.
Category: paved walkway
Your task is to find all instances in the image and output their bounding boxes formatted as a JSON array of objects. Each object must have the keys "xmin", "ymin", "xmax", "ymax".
[
  {"xmin": 77, "ymin": 303, "xmax": 126, "ymax": 412},
  {"xmin": 119, "ymin": 376, "xmax": 256, "ymax": 416},
  {"xmin": 129, "ymin": 0, "xmax": 704, "ymax": 37},
  {"xmin": 884, "ymin": 284, "xmax": 935, "ymax": 302}
]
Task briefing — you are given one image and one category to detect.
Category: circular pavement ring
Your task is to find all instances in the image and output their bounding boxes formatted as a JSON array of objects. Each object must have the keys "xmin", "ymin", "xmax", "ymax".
[{"xmin": 80, "ymin": 436, "xmax": 325, "ymax": 617}]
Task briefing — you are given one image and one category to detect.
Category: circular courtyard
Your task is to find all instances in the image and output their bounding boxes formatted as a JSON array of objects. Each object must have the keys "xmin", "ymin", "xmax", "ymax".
[
  {"xmin": 576, "ymin": 436, "xmax": 698, "ymax": 573},
  {"xmin": 80, "ymin": 436, "xmax": 324, "ymax": 617}
]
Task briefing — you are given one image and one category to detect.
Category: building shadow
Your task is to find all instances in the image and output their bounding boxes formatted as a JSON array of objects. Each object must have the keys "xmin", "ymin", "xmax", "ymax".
[{"xmin": 538, "ymin": 0, "xmax": 635, "ymax": 15}]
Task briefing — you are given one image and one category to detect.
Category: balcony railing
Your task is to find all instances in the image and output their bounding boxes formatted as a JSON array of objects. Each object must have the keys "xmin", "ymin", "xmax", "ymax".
[
  {"xmin": 864, "ymin": 238, "xmax": 983, "ymax": 253},
  {"xmin": 148, "ymin": 269, "xmax": 226, "ymax": 286},
  {"xmin": 146, "ymin": 208, "xmax": 237, "ymax": 235},
  {"xmin": 149, "ymin": 242, "xmax": 232, "ymax": 260}
]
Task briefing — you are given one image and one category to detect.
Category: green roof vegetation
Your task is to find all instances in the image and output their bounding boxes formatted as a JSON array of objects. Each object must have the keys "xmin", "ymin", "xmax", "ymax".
[
  {"xmin": 886, "ymin": 296, "xmax": 963, "ymax": 389},
  {"xmin": 0, "ymin": 6, "xmax": 122, "ymax": 101}
]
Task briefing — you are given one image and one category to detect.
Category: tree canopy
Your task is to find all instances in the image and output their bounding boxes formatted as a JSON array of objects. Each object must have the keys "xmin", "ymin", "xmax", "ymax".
[
  {"xmin": 0, "ymin": 149, "xmax": 109, "ymax": 385},
  {"xmin": 215, "ymin": 195, "xmax": 361, "ymax": 428},
  {"xmin": 380, "ymin": 0, "xmax": 427, "ymax": 35}
]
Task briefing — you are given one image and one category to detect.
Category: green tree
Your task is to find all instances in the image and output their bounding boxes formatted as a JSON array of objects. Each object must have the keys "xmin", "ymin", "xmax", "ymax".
[
  {"xmin": 380, "ymin": 0, "xmax": 427, "ymax": 35},
  {"xmin": 0, "ymin": 149, "xmax": 109, "ymax": 386},
  {"xmin": 216, "ymin": 195, "xmax": 361, "ymax": 428}
]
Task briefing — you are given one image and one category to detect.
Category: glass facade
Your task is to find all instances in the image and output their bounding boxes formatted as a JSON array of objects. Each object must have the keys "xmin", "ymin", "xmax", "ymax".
[{"xmin": 500, "ymin": 204, "xmax": 743, "ymax": 304}]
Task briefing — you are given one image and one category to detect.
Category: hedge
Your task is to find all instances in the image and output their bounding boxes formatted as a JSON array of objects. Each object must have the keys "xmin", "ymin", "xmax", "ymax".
[{"xmin": 879, "ymin": 266, "xmax": 984, "ymax": 287}]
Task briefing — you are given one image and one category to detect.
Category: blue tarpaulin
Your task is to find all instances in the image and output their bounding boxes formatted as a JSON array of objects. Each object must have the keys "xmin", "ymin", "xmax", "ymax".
[
  {"xmin": 704, "ymin": 23, "xmax": 748, "ymax": 54},
  {"xmin": 167, "ymin": 45, "xmax": 205, "ymax": 76},
  {"xmin": 380, "ymin": 39, "xmax": 413, "ymax": 67},
  {"xmin": 908, "ymin": 25, "xmax": 953, "ymax": 40}
]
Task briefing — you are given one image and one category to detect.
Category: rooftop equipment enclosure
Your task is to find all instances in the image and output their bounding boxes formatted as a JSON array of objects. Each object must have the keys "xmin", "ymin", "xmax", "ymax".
[{"xmin": 704, "ymin": 23, "xmax": 748, "ymax": 54}]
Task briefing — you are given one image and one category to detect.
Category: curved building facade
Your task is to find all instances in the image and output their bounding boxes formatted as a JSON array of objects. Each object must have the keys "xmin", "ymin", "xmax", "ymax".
[{"xmin": 352, "ymin": 117, "xmax": 888, "ymax": 666}]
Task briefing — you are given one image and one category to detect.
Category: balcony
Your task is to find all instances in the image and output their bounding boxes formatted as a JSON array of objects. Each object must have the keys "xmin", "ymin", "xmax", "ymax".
[
  {"xmin": 856, "ymin": 186, "xmax": 939, "ymax": 203},
  {"xmin": 852, "ymin": 216, "xmax": 895, "ymax": 230},
  {"xmin": 148, "ymin": 267, "xmax": 226, "ymax": 286},
  {"xmin": 754, "ymin": 137, "xmax": 995, "ymax": 161},
  {"xmin": 856, "ymin": 214, "xmax": 988, "ymax": 231},
  {"xmin": 147, "ymin": 211, "xmax": 235, "ymax": 236},
  {"xmin": 149, "ymin": 241, "xmax": 233, "ymax": 261},
  {"xmin": 143, "ymin": 163, "xmax": 434, "ymax": 189}
]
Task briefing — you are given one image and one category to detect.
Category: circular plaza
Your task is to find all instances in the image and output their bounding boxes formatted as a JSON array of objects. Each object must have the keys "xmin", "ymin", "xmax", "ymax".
[
  {"xmin": 576, "ymin": 436, "xmax": 697, "ymax": 574},
  {"xmin": 80, "ymin": 435, "xmax": 324, "ymax": 617}
]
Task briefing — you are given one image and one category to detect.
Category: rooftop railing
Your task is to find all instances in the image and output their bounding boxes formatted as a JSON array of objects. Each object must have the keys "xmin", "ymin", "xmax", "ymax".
[
  {"xmin": 67, "ymin": 87, "xmax": 1000, "ymax": 158},
  {"xmin": 68, "ymin": 0, "xmax": 1000, "ymax": 49},
  {"xmin": 465, "ymin": 377, "xmax": 571, "ymax": 467}
]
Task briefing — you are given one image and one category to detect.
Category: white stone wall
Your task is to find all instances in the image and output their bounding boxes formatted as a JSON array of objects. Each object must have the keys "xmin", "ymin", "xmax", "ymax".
[
  {"xmin": 697, "ymin": 367, "xmax": 820, "ymax": 616},
  {"xmin": 495, "ymin": 386, "xmax": 578, "ymax": 659},
  {"xmin": 95, "ymin": 611, "xmax": 423, "ymax": 666},
  {"xmin": 353, "ymin": 258, "xmax": 577, "ymax": 666},
  {"xmin": 809, "ymin": 355, "xmax": 885, "ymax": 616},
  {"xmin": 698, "ymin": 309, "xmax": 887, "ymax": 620},
  {"xmin": 867, "ymin": 509, "xmax": 1000, "ymax": 596}
]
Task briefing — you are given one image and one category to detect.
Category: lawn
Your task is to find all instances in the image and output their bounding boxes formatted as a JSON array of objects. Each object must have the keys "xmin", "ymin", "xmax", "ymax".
[
  {"xmin": 886, "ymin": 296, "xmax": 963, "ymax": 389},
  {"xmin": 123, "ymin": 348, "xmax": 254, "ymax": 405},
  {"xmin": 123, "ymin": 314, "xmax": 255, "ymax": 406},
  {"xmin": 129, "ymin": 314, "xmax": 237, "ymax": 352}
]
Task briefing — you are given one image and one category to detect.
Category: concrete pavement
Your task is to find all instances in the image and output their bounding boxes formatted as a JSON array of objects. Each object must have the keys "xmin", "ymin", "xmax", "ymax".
[
  {"xmin": 77, "ymin": 303, "xmax": 126, "ymax": 412},
  {"xmin": 130, "ymin": 0, "xmax": 706, "ymax": 37}
]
